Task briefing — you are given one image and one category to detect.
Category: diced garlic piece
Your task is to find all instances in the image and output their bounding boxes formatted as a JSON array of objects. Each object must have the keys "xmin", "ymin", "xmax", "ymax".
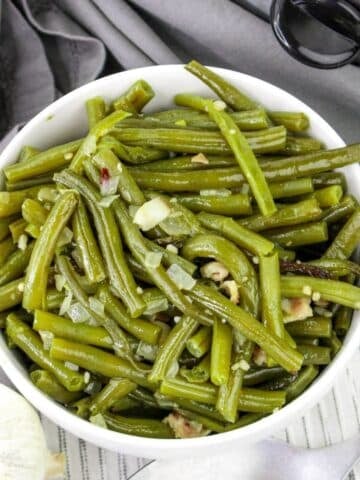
[
  {"xmin": 220, "ymin": 280, "xmax": 240, "ymax": 304},
  {"xmin": 200, "ymin": 261, "xmax": 229, "ymax": 282},
  {"xmin": 167, "ymin": 264, "xmax": 196, "ymax": 290},
  {"xmin": 282, "ymin": 297, "xmax": 313, "ymax": 323},
  {"xmin": 191, "ymin": 153, "xmax": 209, "ymax": 164},
  {"xmin": 133, "ymin": 197, "xmax": 171, "ymax": 231}
]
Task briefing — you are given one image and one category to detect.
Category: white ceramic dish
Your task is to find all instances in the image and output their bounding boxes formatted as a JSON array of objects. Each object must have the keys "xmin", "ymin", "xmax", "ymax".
[{"xmin": 0, "ymin": 65, "xmax": 359, "ymax": 459}]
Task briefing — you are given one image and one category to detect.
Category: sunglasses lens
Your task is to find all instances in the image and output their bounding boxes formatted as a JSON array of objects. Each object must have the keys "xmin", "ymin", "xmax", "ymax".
[{"xmin": 271, "ymin": 0, "xmax": 360, "ymax": 68}]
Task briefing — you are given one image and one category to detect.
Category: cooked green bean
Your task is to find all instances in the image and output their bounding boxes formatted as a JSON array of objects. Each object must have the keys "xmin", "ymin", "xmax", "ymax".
[
  {"xmin": 283, "ymin": 136, "xmax": 322, "ymax": 156},
  {"xmin": 324, "ymin": 208, "xmax": 360, "ymax": 260},
  {"xmin": 50, "ymin": 338, "xmax": 152, "ymax": 389},
  {"xmin": 6, "ymin": 173, "xmax": 55, "ymax": 191},
  {"xmin": 210, "ymin": 318, "xmax": 233, "ymax": 386},
  {"xmin": 269, "ymin": 178, "xmax": 314, "ymax": 199},
  {"xmin": 286, "ymin": 317, "xmax": 332, "ymax": 338},
  {"xmin": 294, "ymin": 337, "xmax": 319, "ymax": 346},
  {"xmin": 313, "ymin": 172, "xmax": 347, "ymax": 190},
  {"xmin": 89, "ymin": 379, "xmax": 136, "ymax": 415},
  {"xmin": 309, "ymin": 185, "xmax": 343, "ymax": 208},
  {"xmin": 306, "ymin": 258, "xmax": 360, "ymax": 277},
  {"xmin": 33, "ymin": 310, "xmax": 113, "ymax": 349},
  {"xmin": 175, "ymin": 193, "xmax": 252, "ymax": 216},
  {"xmin": 86, "ymin": 97, "xmax": 106, "ymax": 129},
  {"xmin": 266, "ymin": 221, "xmax": 328, "ymax": 247},
  {"xmin": 269, "ymin": 111, "xmax": 309, "ymax": 132},
  {"xmin": 321, "ymin": 195, "xmax": 357, "ymax": 224},
  {"xmin": 0, "ymin": 237, "xmax": 17, "ymax": 267},
  {"xmin": 174, "ymin": 408, "xmax": 225, "ymax": 433},
  {"xmin": 7, "ymin": 314, "xmax": 85, "ymax": 391},
  {"xmin": 0, "ymin": 216, "xmax": 18, "ymax": 242},
  {"xmin": 0, "ymin": 277, "xmax": 24, "ymax": 311},
  {"xmin": 0, "ymin": 242, "xmax": 34, "ymax": 286},
  {"xmin": 243, "ymin": 366, "xmax": 286, "ymax": 387},
  {"xmin": 54, "ymin": 170, "xmax": 145, "ymax": 317},
  {"xmin": 112, "ymin": 80, "xmax": 154, "ymax": 113},
  {"xmin": 98, "ymin": 135, "xmax": 167, "ymax": 164},
  {"xmin": 0, "ymin": 185, "xmax": 49, "ymax": 218},
  {"xmin": 72, "ymin": 199, "xmax": 106, "ymax": 283},
  {"xmin": 4, "ymin": 140, "xmax": 82, "ymax": 183},
  {"xmin": 280, "ymin": 276, "xmax": 360, "ymax": 309},
  {"xmin": 148, "ymin": 316, "xmax": 198, "ymax": 383},
  {"xmin": 21, "ymin": 198, "xmax": 47, "ymax": 225},
  {"xmin": 30, "ymin": 370, "xmax": 83, "ymax": 404},
  {"xmin": 322, "ymin": 332, "xmax": 342, "ymax": 356},
  {"xmin": 180, "ymin": 354, "xmax": 210, "ymax": 383},
  {"xmin": 334, "ymin": 306, "xmax": 353, "ymax": 336},
  {"xmin": 286, "ymin": 366, "xmax": 319, "ymax": 402},
  {"xmin": 187, "ymin": 326, "xmax": 212, "ymax": 358},
  {"xmin": 103, "ymin": 412, "xmax": 173, "ymax": 438},
  {"xmin": 19, "ymin": 146, "xmax": 41, "ymax": 163},
  {"xmin": 9, "ymin": 219, "xmax": 27, "ymax": 242},
  {"xmin": 132, "ymin": 155, "xmax": 236, "ymax": 171}
]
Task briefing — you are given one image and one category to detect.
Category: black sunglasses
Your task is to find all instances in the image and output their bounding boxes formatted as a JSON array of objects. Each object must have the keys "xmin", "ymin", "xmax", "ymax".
[{"xmin": 270, "ymin": 0, "xmax": 360, "ymax": 69}]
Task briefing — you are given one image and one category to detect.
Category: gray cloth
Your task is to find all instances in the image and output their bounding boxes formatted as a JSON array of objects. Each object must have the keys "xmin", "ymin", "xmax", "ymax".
[{"xmin": 0, "ymin": 0, "xmax": 359, "ymax": 149}]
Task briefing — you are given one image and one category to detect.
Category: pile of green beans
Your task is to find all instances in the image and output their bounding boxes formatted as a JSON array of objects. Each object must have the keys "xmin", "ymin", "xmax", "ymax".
[{"xmin": 1, "ymin": 60, "xmax": 359, "ymax": 440}]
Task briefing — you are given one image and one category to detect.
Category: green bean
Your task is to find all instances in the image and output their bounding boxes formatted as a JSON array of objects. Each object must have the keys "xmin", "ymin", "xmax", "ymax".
[
  {"xmin": 141, "ymin": 287, "xmax": 169, "ymax": 316},
  {"xmin": 72, "ymin": 200, "xmax": 106, "ymax": 283},
  {"xmin": 217, "ymin": 342, "xmax": 253, "ymax": 422},
  {"xmin": 190, "ymin": 283, "xmax": 303, "ymax": 373},
  {"xmin": 21, "ymin": 198, "xmax": 47, "ymax": 225},
  {"xmin": 0, "ymin": 216, "xmax": 18, "ymax": 242},
  {"xmin": 321, "ymin": 195, "xmax": 357, "ymax": 224},
  {"xmin": 110, "ymin": 397, "xmax": 141, "ymax": 413},
  {"xmin": 182, "ymin": 233, "xmax": 259, "ymax": 315},
  {"xmin": 175, "ymin": 94, "xmax": 277, "ymax": 215},
  {"xmin": 294, "ymin": 337, "xmax": 319, "ymax": 346},
  {"xmin": 283, "ymin": 136, "xmax": 322, "ymax": 156},
  {"xmin": 0, "ymin": 242, "xmax": 34, "ymax": 286},
  {"xmin": 98, "ymin": 135, "xmax": 167, "ymax": 165},
  {"xmin": 30, "ymin": 370, "xmax": 83, "ymax": 404},
  {"xmin": 129, "ymin": 387, "xmax": 159, "ymax": 409},
  {"xmin": 210, "ymin": 318, "xmax": 233, "ymax": 386},
  {"xmin": 269, "ymin": 111, "xmax": 309, "ymax": 132},
  {"xmin": 112, "ymin": 197, "xmax": 212, "ymax": 326},
  {"xmin": 185, "ymin": 60, "xmax": 256, "ymax": 111},
  {"xmin": 54, "ymin": 170, "xmax": 145, "ymax": 317},
  {"xmin": 6, "ymin": 174, "xmax": 55, "ymax": 191},
  {"xmin": 198, "ymin": 212, "xmax": 274, "ymax": 257},
  {"xmin": 127, "ymin": 255, "xmax": 153, "ymax": 284},
  {"xmin": 22, "ymin": 191, "xmax": 78, "ymax": 311},
  {"xmin": 89, "ymin": 379, "xmax": 136, "ymax": 415},
  {"xmin": 266, "ymin": 221, "xmax": 328, "ymax": 247},
  {"xmin": 7, "ymin": 314, "xmax": 85, "ymax": 391},
  {"xmin": 33, "ymin": 310, "xmax": 113, "ymax": 349},
  {"xmin": 70, "ymin": 111, "xmax": 131, "ymax": 174},
  {"xmin": 187, "ymin": 326, "xmax": 212, "ymax": 358},
  {"xmin": 324, "ymin": 208, "xmax": 360, "ymax": 260},
  {"xmin": 86, "ymin": 97, "xmax": 106, "ymax": 129},
  {"xmin": 9, "ymin": 219, "xmax": 27, "ymax": 242},
  {"xmin": 322, "ymin": 332, "xmax": 342, "ymax": 356},
  {"xmin": 280, "ymin": 275, "xmax": 360, "ymax": 309},
  {"xmin": 223, "ymin": 413, "xmax": 267, "ymax": 431},
  {"xmin": 56, "ymin": 255, "xmax": 130, "ymax": 355},
  {"xmin": 71, "ymin": 396, "xmax": 92, "ymax": 419},
  {"xmin": 180, "ymin": 354, "xmax": 210, "ymax": 383},
  {"xmin": 0, "ymin": 237, "xmax": 17, "ymax": 267},
  {"xmin": 19, "ymin": 146, "xmax": 41, "ymax": 163},
  {"xmin": 313, "ymin": 172, "xmax": 347, "ymax": 190},
  {"xmin": 0, "ymin": 277, "xmax": 24, "ymax": 312},
  {"xmin": 0, "ymin": 185, "xmax": 48, "ymax": 218},
  {"xmin": 4, "ymin": 140, "xmax": 82, "ymax": 183},
  {"xmin": 269, "ymin": 178, "xmax": 314, "ymax": 199},
  {"xmin": 259, "ymin": 251, "xmax": 285, "ymax": 341},
  {"xmin": 92, "ymin": 148, "xmax": 145, "ymax": 205},
  {"xmin": 103, "ymin": 412, "xmax": 173, "ymax": 438},
  {"xmin": 50, "ymin": 338, "xmax": 152, "ymax": 389},
  {"xmin": 113, "ymin": 125, "xmax": 287, "ymax": 156},
  {"xmin": 97, "ymin": 285, "xmax": 161, "ymax": 345},
  {"xmin": 275, "ymin": 245, "xmax": 296, "ymax": 261},
  {"xmin": 306, "ymin": 258, "xmax": 360, "ymax": 277},
  {"xmin": 143, "ymin": 239, "xmax": 197, "ymax": 275},
  {"xmin": 309, "ymin": 185, "xmax": 343, "ymax": 208},
  {"xmin": 172, "ymin": 408, "xmax": 225, "ymax": 433},
  {"xmin": 112, "ymin": 80, "xmax": 154, "ymax": 113},
  {"xmin": 286, "ymin": 366, "xmax": 319, "ymax": 402},
  {"xmin": 286, "ymin": 317, "xmax": 332, "ymax": 338},
  {"xmin": 261, "ymin": 371, "xmax": 299, "ymax": 391},
  {"xmin": 243, "ymin": 367, "xmax": 286, "ymax": 387},
  {"xmin": 334, "ymin": 306, "xmax": 353, "ymax": 336},
  {"xmin": 175, "ymin": 193, "xmax": 252, "ymax": 216},
  {"xmin": 148, "ymin": 316, "xmax": 198, "ymax": 383},
  {"xmin": 133, "ymin": 155, "xmax": 236, "ymax": 171},
  {"xmin": 155, "ymin": 393, "xmax": 224, "ymax": 421}
]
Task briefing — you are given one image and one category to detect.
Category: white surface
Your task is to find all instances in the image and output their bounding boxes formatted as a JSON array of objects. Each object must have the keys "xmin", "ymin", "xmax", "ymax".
[{"xmin": 0, "ymin": 65, "xmax": 359, "ymax": 463}]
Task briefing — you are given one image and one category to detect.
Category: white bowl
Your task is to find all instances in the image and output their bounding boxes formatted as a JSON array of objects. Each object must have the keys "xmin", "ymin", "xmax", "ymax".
[{"xmin": 0, "ymin": 65, "xmax": 359, "ymax": 459}]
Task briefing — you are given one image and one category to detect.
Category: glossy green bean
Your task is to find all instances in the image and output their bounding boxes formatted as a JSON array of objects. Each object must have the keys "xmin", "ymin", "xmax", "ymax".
[
  {"xmin": 174, "ymin": 408, "xmax": 225, "ymax": 433},
  {"xmin": 175, "ymin": 193, "xmax": 252, "ymax": 216},
  {"xmin": 0, "ymin": 277, "xmax": 24, "ymax": 311},
  {"xmin": 182, "ymin": 233, "xmax": 259, "ymax": 315},
  {"xmin": 280, "ymin": 276, "xmax": 360, "ymax": 309},
  {"xmin": 266, "ymin": 221, "xmax": 328, "ymax": 247},
  {"xmin": 309, "ymin": 185, "xmax": 343, "ymax": 208},
  {"xmin": 30, "ymin": 369, "xmax": 83, "ymax": 404},
  {"xmin": 210, "ymin": 318, "xmax": 233, "ymax": 386},
  {"xmin": 148, "ymin": 316, "xmax": 198, "ymax": 383},
  {"xmin": 324, "ymin": 208, "xmax": 360, "ymax": 260},
  {"xmin": 4, "ymin": 140, "xmax": 82, "ymax": 183},
  {"xmin": 132, "ymin": 155, "xmax": 236, "ymax": 171},
  {"xmin": 72, "ymin": 199, "xmax": 106, "ymax": 283},
  {"xmin": 0, "ymin": 185, "xmax": 48, "ymax": 218},
  {"xmin": 243, "ymin": 367, "xmax": 286, "ymax": 387},
  {"xmin": 198, "ymin": 212, "xmax": 274, "ymax": 257},
  {"xmin": 286, "ymin": 317, "xmax": 332, "ymax": 338},
  {"xmin": 98, "ymin": 135, "xmax": 167, "ymax": 165},
  {"xmin": 19, "ymin": 145, "xmax": 40, "ymax": 163},
  {"xmin": 223, "ymin": 413, "xmax": 267, "ymax": 431},
  {"xmin": 0, "ymin": 216, "xmax": 18, "ymax": 242},
  {"xmin": 9, "ymin": 219, "xmax": 27, "ymax": 242},
  {"xmin": 190, "ymin": 283, "xmax": 303, "ymax": 373},
  {"xmin": 286, "ymin": 366, "xmax": 319, "ymax": 402},
  {"xmin": 306, "ymin": 258, "xmax": 360, "ymax": 277},
  {"xmin": 321, "ymin": 195, "xmax": 357, "ymax": 224},
  {"xmin": 312, "ymin": 172, "xmax": 347, "ymax": 190},
  {"xmin": 86, "ymin": 97, "xmax": 106, "ymax": 129},
  {"xmin": 269, "ymin": 111, "xmax": 309, "ymax": 132},
  {"xmin": 21, "ymin": 198, "xmax": 47, "ymax": 225},
  {"xmin": 269, "ymin": 178, "xmax": 314, "ymax": 199},
  {"xmin": 334, "ymin": 306, "xmax": 353, "ymax": 336},
  {"xmin": 54, "ymin": 170, "xmax": 145, "ymax": 317},
  {"xmin": 97, "ymin": 285, "xmax": 161, "ymax": 345},
  {"xmin": 6, "ymin": 173, "xmax": 55, "ymax": 191},
  {"xmin": 180, "ymin": 354, "xmax": 210, "ymax": 383},
  {"xmin": 33, "ymin": 310, "xmax": 113, "ymax": 349},
  {"xmin": 294, "ymin": 337, "xmax": 319, "ymax": 346},
  {"xmin": 7, "ymin": 314, "xmax": 85, "ymax": 391},
  {"xmin": 103, "ymin": 412, "xmax": 173, "ymax": 438},
  {"xmin": 186, "ymin": 326, "xmax": 212, "ymax": 358},
  {"xmin": 283, "ymin": 136, "xmax": 322, "ymax": 156},
  {"xmin": 50, "ymin": 338, "xmax": 152, "ymax": 389},
  {"xmin": 322, "ymin": 332, "xmax": 342, "ymax": 356},
  {"xmin": 89, "ymin": 379, "xmax": 137, "ymax": 415},
  {"xmin": 0, "ymin": 242, "xmax": 34, "ymax": 286},
  {"xmin": 0, "ymin": 237, "xmax": 17, "ymax": 267},
  {"xmin": 22, "ymin": 191, "xmax": 78, "ymax": 311},
  {"xmin": 112, "ymin": 80, "xmax": 154, "ymax": 113}
]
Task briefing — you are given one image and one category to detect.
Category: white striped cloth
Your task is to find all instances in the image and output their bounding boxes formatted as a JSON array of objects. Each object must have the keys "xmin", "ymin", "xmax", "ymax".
[{"xmin": 1, "ymin": 348, "xmax": 360, "ymax": 479}]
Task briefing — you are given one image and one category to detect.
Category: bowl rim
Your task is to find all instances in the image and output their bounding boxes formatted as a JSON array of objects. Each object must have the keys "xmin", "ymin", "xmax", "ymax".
[{"xmin": 0, "ymin": 64, "xmax": 359, "ymax": 456}]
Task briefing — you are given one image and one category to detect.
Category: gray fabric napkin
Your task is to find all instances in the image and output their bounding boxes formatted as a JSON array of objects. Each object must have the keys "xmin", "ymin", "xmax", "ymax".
[{"xmin": 0, "ymin": 0, "xmax": 359, "ymax": 151}]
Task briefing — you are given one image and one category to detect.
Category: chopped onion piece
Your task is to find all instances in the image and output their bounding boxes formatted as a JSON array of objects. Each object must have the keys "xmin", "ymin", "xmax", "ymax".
[
  {"xmin": 98, "ymin": 194, "xmax": 119, "ymax": 207},
  {"xmin": 166, "ymin": 244, "xmax": 178, "ymax": 254},
  {"xmin": 145, "ymin": 251, "xmax": 163, "ymax": 268},
  {"xmin": 133, "ymin": 197, "xmax": 171, "ymax": 231},
  {"xmin": 136, "ymin": 341, "xmax": 158, "ymax": 362},
  {"xmin": 57, "ymin": 227, "xmax": 73, "ymax": 247},
  {"xmin": 18, "ymin": 234, "xmax": 28, "ymax": 251},
  {"xmin": 83, "ymin": 371, "xmax": 91, "ymax": 384},
  {"xmin": 199, "ymin": 188, "xmax": 232, "ymax": 197},
  {"xmin": 89, "ymin": 413, "xmax": 107, "ymax": 429},
  {"xmin": 100, "ymin": 175, "xmax": 120, "ymax": 196},
  {"xmin": 191, "ymin": 153, "xmax": 209, "ymax": 164},
  {"xmin": 167, "ymin": 360, "xmax": 179, "ymax": 378},
  {"xmin": 54, "ymin": 274, "xmax": 66, "ymax": 292},
  {"xmin": 220, "ymin": 280, "xmax": 239, "ymax": 304},
  {"xmin": 67, "ymin": 302, "xmax": 91, "ymax": 323},
  {"xmin": 37, "ymin": 187, "xmax": 59, "ymax": 203},
  {"xmin": 89, "ymin": 297, "xmax": 105, "ymax": 316},
  {"xmin": 85, "ymin": 380, "xmax": 103, "ymax": 395},
  {"xmin": 39, "ymin": 331, "xmax": 54, "ymax": 351},
  {"xmin": 200, "ymin": 261, "xmax": 229, "ymax": 282},
  {"xmin": 213, "ymin": 100, "xmax": 226, "ymax": 111},
  {"xmin": 64, "ymin": 361, "xmax": 79, "ymax": 371},
  {"xmin": 59, "ymin": 290, "xmax": 73, "ymax": 316},
  {"xmin": 144, "ymin": 297, "xmax": 169, "ymax": 316},
  {"xmin": 167, "ymin": 264, "xmax": 196, "ymax": 290}
]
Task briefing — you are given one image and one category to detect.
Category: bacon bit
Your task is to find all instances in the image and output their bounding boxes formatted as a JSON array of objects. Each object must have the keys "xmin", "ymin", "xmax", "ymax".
[
  {"xmin": 100, "ymin": 167, "xmax": 110, "ymax": 183},
  {"xmin": 164, "ymin": 411, "xmax": 209, "ymax": 439}
]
